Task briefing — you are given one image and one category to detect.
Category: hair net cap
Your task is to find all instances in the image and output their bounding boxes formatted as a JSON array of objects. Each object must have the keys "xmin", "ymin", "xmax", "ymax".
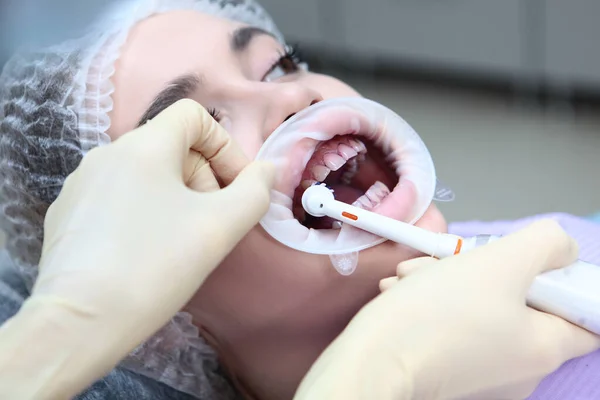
[{"xmin": 0, "ymin": 1, "xmax": 284, "ymax": 398}]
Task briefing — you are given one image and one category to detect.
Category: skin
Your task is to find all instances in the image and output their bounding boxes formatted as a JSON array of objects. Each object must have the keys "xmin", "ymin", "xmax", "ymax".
[{"xmin": 108, "ymin": 10, "xmax": 447, "ymax": 400}]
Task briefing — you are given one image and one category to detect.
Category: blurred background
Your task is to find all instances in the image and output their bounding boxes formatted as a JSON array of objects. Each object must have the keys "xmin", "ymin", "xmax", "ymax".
[
  {"xmin": 258, "ymin": 0, "xmax": 600, "ymax": 223},
  {"xmin": 1, "ymin": 0, "xmax": 600, "ymax": 228}
]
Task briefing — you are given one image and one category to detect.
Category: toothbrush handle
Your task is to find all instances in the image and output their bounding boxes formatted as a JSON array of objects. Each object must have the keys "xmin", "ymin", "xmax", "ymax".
[
  {"xmin": 463, "ymin": 235, "xmax": 600, "ymax": 335},
  {"xmin": 322, "ymin": 199, "xmax": 461, "ymax": 257}
]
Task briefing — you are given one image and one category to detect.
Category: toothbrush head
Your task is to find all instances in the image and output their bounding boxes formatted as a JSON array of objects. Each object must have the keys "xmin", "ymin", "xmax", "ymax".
[{"xmin": 302, "ymin": 182, "xmax": 335, "ymax": 217}]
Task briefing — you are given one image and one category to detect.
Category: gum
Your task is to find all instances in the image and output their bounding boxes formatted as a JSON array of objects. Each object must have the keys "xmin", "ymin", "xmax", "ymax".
[{"xmin": 373, "ymin": 180, "xmax": 417, "ymax": 222}]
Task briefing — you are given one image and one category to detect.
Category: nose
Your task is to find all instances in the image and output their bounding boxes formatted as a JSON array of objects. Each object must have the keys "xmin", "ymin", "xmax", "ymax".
[{"xmin": 263, "ymin": 82, "xmax": 323, "ymax": 138}]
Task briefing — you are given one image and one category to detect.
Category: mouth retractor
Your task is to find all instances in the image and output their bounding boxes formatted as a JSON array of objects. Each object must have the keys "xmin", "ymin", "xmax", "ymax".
[{"xmin": 255, "ymin": 97, "xmax": 440, "ymax": 258}]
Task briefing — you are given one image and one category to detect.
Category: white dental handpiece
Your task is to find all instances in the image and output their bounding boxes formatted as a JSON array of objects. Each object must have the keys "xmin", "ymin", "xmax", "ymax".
[
  {"xmin": 461, "ymin": 235, "xmax": 600, "ymax": 336},
  {"xmin": 302, "ymin": 183, "xmax": 600, "ymax": 335}
]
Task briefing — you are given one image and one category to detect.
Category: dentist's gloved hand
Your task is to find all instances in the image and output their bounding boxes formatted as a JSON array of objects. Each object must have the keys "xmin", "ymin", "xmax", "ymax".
[
  {"xmin": 296, "ymin": 220, "xmax": 600, "ymax": 400},
  {"xmin": 0, "ymin": 99, "xmax": 274, "ymax": 399}
]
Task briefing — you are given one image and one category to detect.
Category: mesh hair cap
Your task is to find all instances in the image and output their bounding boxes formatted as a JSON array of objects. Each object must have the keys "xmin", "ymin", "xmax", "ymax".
[{"xmin": 0, "ymin": 1, "xmax": 284, "ymax": 398}]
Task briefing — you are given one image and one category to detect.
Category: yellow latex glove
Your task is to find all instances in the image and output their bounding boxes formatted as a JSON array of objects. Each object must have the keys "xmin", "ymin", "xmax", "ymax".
[
  {"xmin": 296, "ymin": 220, "xmax": 600, "ymax": 400},
  {"xmin": 0, "ymin": 99, "xmax": 274, "ymax": 399}
]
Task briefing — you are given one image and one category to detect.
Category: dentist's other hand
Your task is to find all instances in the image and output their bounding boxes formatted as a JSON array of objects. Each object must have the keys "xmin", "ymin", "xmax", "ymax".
[
  {"xmin": 0, "ymin": 99, "xmax": 274, "ymax": 399},
  {"xmin": 297, "ymin": 220, "xmax": 600, "ymax": 400}
]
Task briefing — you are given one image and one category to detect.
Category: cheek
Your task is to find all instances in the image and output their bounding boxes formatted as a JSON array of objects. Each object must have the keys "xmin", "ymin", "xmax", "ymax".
[
  {"xmin": 233, "ymin": 135, "xmax": 261, "ymax": 159},
  {"xmin": 415, "ymin": 203, "xmax": 448, "ymax": 233},
  {"xmin": 228, "ymin": 118, "xmax": 264, "ymax": 159}
]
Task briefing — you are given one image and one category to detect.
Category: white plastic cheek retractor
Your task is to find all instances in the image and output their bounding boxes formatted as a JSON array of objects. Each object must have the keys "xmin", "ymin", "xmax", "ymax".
[{"xmin": 255, "ymin": 97, "xmax": 440, "ymax": 256}]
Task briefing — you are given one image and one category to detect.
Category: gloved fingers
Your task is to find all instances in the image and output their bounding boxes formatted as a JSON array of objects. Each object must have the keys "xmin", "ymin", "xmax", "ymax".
[
  {"xmin": 139, "ymin": 99, "xmax": 250, "ymax": 186},
  {"xmin": 208, "ymin": 161, "xmax": 275, "ymax": 246},
  {"xmin": 463, "ymin": 220, "xmax": 578, "ymax": 287},
  {"xmin": 529, "ymin": 309, "xmax": 600, "ymax": 365},
  {"xmin": 396, "ymin": 257, "xmax": 439, "ymax": 278},
  {"xmin": 510, "ymin": 219, "xmax": 578, "ymax": 282},
  {"xmin": 379, "ymin": 277, "xmax": 398, "ymax": 292},
  {"xmin": 380, "ymin": 257, "xmax": 439, "ymax": 292},
  {"xmin": 184, "ymin": 150, "xmax": 220, "ymax": 192}
]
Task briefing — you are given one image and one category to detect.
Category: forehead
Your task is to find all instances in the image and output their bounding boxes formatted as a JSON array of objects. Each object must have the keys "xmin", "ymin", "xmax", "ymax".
[
  {"xmin": 125, "ymin": 10, "xmax": 244, "ymax": 74},
  {"xmin": 109, "ymin": 11, "xmax": 245, "ymax": 135}
]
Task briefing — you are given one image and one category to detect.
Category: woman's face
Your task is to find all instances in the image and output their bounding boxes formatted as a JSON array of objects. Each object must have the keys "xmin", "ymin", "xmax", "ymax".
[{"xmin": 108, "ymin": 10, "xmax": 446, "ymax": 399}]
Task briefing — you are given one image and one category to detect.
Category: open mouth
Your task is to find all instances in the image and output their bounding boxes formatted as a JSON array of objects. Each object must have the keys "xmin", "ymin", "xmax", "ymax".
[
  {"xmin": 255, "ymin": 97, "xmax": 436, "ymax": 255},
  {"xmin": 293, "ymin": 135, "xmax": 399, "ymax": 229}
]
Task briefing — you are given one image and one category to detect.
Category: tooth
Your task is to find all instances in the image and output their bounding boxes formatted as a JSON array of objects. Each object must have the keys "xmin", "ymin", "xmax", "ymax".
[
  {"xmin": 373, "ymin": 181, "xmax": 391, "ymax": 197},
  {"xmin": 342, "ymin": 169, "xmax": 354, "ymax": 181},
  {"xmin": 353, "ymin": 181, "xmax": 390, "ymax": 211},
  {"xmin": 301, "ymin": 179, "xmax": 317, "ymax": 190},
  {"xmin": 348, "ymin": 141, "xmax": 360, "ymax": 152},
  {"xmin": 349, "ymin": 139, "xmax": 367, "ymax": 154},
  {"xmin": 341, "ymin": 169, "xmax": 357, "ymax": 185},
  {"xmin": 324, "ymin": 153, "xmax": 346, "ymax": 171},
  {"xmin": 357, "ymin": 153, "xmax": 366, "ymax": 164},
  {"xmin": 341, "ymin": 171, "xmax": 353, "ymax": 182},
  {"xmin": 366, "ymin": 189, "xmax": 381, "ymax": 204},
  {"xmin": 332, "ymin": 221, "xmax": 342, "ymax": 229},
  {"xmin": 351, "ymin": 199, "xmax": 365, "ymax": 209},
  {"xmin": 311, "ymin": 165, "xmax": 331, "ymax": 182},
  {"xmin": 338, "ymin": 144, "xmax": 358, "ymax": 160},
  {"xmin": 368, "ymin": 183, "xmax": 387, "ymax": 203},
  {"xmin": 352, "ymin": 194, "xmax": 374, "ymax": 210},
  {"xmin": 340, "ymin": 158, "xmax": 359, "ymax": 185},
  {"xmin": 345, "ymin": 158, "xmax": 358, "ymax": 173}
]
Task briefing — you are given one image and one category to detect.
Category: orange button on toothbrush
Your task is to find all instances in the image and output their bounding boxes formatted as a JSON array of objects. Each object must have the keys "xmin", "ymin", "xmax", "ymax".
[{"xmin": 342, "ymin": 211, "xmax": 358, "ymax": 221}]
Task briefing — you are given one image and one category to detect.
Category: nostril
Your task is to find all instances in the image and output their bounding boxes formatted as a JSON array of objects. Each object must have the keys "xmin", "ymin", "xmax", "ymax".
[{"xmin": 284, "ymin": 99, "xmax": 321, "ymax": 122}]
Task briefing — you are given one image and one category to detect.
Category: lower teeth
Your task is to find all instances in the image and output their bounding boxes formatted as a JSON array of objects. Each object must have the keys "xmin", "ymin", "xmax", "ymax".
[{"xmin": 352, "ymin": 181, "xmax": 390, "ymax": 211}]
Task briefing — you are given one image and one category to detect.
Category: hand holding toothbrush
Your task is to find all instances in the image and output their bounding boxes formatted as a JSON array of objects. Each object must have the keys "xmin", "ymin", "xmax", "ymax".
[{"xmin": 297, "ymin": 220, "xmax": 600, "ymax": 400}]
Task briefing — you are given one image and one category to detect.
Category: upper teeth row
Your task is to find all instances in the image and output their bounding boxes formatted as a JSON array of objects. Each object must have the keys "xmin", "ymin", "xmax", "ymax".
[{"xmin": 303, "ymin": 139, "xmax": 367, "ymax": 188}]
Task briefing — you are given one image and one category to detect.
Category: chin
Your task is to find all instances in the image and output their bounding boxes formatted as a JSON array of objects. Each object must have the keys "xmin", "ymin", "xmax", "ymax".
[
  {"xmin": 186, "ymin": 202, "xmax": 446, "ymax": 400},
  {"xmin": 187, "ymin": 76, "xmax": 448, "ymax": 399}
]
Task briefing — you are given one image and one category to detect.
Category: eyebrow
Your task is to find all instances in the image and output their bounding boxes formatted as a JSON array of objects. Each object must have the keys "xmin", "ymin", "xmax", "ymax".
[
  {"xmin": 137, "ymin": 26, "xmax": 274, "ymax": 127},
  {"xmin": 137, "ymin": 73, "xmax": 202, "ymax": 127},
  {"xmin": 231, "ymin": 26, "xmax": 274, "ymax": 52}
]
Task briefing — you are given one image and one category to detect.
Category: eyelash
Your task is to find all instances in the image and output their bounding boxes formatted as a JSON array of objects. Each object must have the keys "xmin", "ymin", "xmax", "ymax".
[
  {"xmin": 206, "ymin": 107, "xmax": 221, "ymax": 122},
  {"xmin": 265, "ymin": 45, "xmax": 305, "ymax": 79}
]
